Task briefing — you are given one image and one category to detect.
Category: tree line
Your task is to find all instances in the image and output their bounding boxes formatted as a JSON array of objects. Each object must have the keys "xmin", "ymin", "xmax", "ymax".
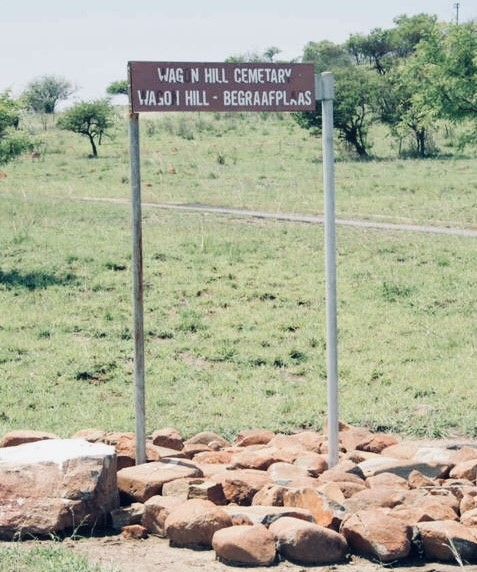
[
  {"xmin": 0, "ymin": 76, "xmax": 114, "ymax": 162},
  {"xmin": 0, "ymin": 13, "xmax": 475, "ymax": 163},
  {"xmin": 296, "ymin": 15, "xmax": 476, "ymax": 158}
]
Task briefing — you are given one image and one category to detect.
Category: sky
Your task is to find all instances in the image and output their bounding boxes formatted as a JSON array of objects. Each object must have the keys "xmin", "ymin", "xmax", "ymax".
[{"xmin": 1, "ymin": 1, "xmax": 474, "ymax": 102}]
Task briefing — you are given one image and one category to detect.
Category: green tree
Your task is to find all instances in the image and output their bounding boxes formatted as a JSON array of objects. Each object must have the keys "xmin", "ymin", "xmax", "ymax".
[
  {"xmin": 0, "ymin": 92, "xmax": 32, "ymax": 164},
  {"xmin": 303, "ymin": 40, "xmax": 352, "ymax": 73},
  {"xmin": 57, "ymin": 100, "xmax": 115, "ymax": 158},
  {"xmin": 407, "ymin": 22, "xmax": 477, "ymax": 149},
  {"xmin": 346, "ymin": 28, "xmax": 395, "ymax": 74},
  {"xmin": 392, "ymin": 13, "xmax": 438, "ymax": 58},
  {"xmin": 378, "ymin": 60, "xmax": 437, "ymax": 157},
  {"xmin": 22, "ymin": 75, "xmax": 73, "ymax": 114},
  {"xmin": 347, "ymin": 14, "xmax": 439, "ymax": 156},
  {"xmin": 295, "ymin": 66, "xmax": 379, "ymax": 158},
  {"xmin": 263, "ymin": 46, "xmax": 281, "ymax": 62},
  {"xmin": 299, "ymin": 40, "xmax": 378, "ymax": 158},
  {"xmin": 0, "ymin": 92, "xmax": 20, "ymax": 134},
  {"xmin": 347, "ymin": 14, "xmax": 437, "ymax": 73},
  {"xmin": 415, "ymin": 23, "xmax": 477, "ymax": 121},
  {"xmin": 106, "ymin": 80, "xmax": 129, "ymax": 96},
  {"xmin": 225, "ymin": 51, "xmax": 262, "ymax": 63}
]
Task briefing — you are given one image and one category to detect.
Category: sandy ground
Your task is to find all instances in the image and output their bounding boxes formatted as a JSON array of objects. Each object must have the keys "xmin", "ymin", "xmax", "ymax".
[
  {"xmin": 78, "ymin": 197, "xmax": 477, "ymax": 238},
  {"xmin": 63, "ymin": 535, "xmax": 477, "ymax": 572}
]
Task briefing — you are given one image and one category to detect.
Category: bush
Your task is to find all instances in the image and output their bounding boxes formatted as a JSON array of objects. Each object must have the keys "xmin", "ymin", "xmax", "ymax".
[{"xmin": 0, "ymin": 131, "xmax": 33, "ymax": 165}]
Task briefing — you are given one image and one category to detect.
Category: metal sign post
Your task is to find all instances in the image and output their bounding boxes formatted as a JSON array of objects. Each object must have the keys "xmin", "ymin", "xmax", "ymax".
[
  {"xmin": 128, "ymin": 103, "xmax": 146, "ymax": 465},
  {"xmin": 316, "ymin": 72, "xmax": 339, "ymax": 468}
]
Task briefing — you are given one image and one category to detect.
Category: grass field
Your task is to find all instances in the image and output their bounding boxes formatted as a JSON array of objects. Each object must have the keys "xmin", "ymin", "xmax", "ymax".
[
  {"xmin": 0, "ymin": 544, "xmax": 112, "ymax": 572},
  {"xmin": 4, "ymin": 112, "xmax": 477, "ymax": 228},
  {"xmin": 0, "ymin": 112, "xmax": 476, "ymax": 441}
]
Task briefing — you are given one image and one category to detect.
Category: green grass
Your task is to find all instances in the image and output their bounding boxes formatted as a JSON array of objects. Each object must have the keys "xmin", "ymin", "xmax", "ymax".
[
  {"xmin": 0, "ymin": 544, "xmax": 112, "ymax": 572},
  {"xmin": 0, "ymin": 112, "xmax": 476, "ymax": 440},
  {"xmin": 2, "ymin": 112, "xmax": 476, "ymax": 228},
  {"xmin": 0, "ymin": 191, "xmax": 475, "ymax": 439}
]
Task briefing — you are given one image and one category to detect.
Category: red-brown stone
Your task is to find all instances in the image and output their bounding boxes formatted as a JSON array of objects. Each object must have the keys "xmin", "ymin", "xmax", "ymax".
[
  {"xmin": 392, "ymin": 503, "xmax": 458, "ymax": 525},
  {"xmin": 146, "ymin": 444, "xmax": 187, "ymax": 462},
  {"xmin": 212, "ymin": 524, "xmax": 276, "ymax": 566},
  {"xmin": 0, "ymin": 439, "xmax": 118, "ymax": 539},
  {"xmin": 366, "ymin": 472, "xmax": 409, "ymax": 490},
  {"xmin": 230, "ymin": 446, "xmax": 293, "ymax": 470},
  {"xmin": 252, "ymin": 484, "xmax": 287, "ymax": 506},
  {"xmin": 164, "ymin": 499, "xmax": 232, "ymax": 548},
  {"xmin": 293, "ymin": 453, "xmax": 328, "ymax": 477},
  {"xmin": 342, "ymin": 509, "xmax": 412, "ymax": 562},
  {"xmin": 121, "ymin": 524, "xmax": 148, "ymax": 540},
  {"xmin": 117, "ymin": 460, "xmax": 203, "ymax": 502},
  {"xmin": 450, "ymin": 459, "xmax": 477, "ymax": 481},
  {"xmin": 267, "ymin": 462, "xmax": 310, "ymax": 485},
  {"xmin": 216, "ymin": 469, "xmax": 271, "ymax": 505},
  {"xmin": 461, "ymin": 508, "xmax": 477, "ymax": 527},
  {"xmin": 142, "ymin": 495, "xmax": 184, "ymax": 537},
  {"xmin": 418, "ymin": 520, "xmax": 477, "ymax": 562},
  {"xmin": 185, "ymin": 432, "xmax": 229, "ymax": 448},
  {"xmin": 344, "ymin": 486, "xmax": 406, "ymax": 514},
  {"xmin": 235, "ymin": 429, "xmax": 275, "ymax": 447},
  {"xmin": 193, "ymin": 450, "xmax": 232, "ymax": 464},
  {"xmin": 151, "ymin": 428, "xmax": 183, "ymax": 451},
  {"xmin": 269, "ymin": 516, "xmax": 347, "ymax": 564},
  {"xmin": 283, "ymin": 487, "xmax": 346, "ymax": 530},
  {"xmin": 221, "ymin": 505, "xmax": 315, "ymax": 526},
  {"xmin": 0, "ymin": 430, "xmax": 59, "ymax": 448}
]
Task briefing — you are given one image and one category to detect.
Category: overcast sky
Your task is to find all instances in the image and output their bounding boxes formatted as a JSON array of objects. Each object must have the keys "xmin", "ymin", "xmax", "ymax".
[{"xmin": 1, "ymin": 1, "xmax": 474, "ymax": 102}]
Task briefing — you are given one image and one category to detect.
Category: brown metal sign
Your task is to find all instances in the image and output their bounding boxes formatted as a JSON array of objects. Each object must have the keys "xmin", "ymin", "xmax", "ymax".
[{"xmin": 128, "ymin": 62, "xmax": 315, "ymax": 113}]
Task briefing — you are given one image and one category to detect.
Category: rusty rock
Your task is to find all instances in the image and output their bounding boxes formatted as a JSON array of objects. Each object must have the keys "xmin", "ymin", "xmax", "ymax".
[
  {"xmin": 142, "ymin": 495, "xmax": 184, "ymax": 537},
  {"xmin": 450, "ymin": 459, "xmax": 477, "ymax": 482},
  {"xmin": 418, "ymin": 520, "xmax": 477, "ymax": 562},
  {"xmin": 111, "ymin": 503, "xmax": 144, "ymax": 530},
  {"xmin": 235, "ymin": 429, "xmax": 275, "ymax": 447},
  {"xmin": 461, "ymin": 508, "xmax": 477, "ymax": 527},
  {"xmin": 283, "ymin": 487, "xmax": 346, "ymax": 530},
  {"xmin": 0, "ymin": 439, "xmax": 118, "ymax": 539},
  {"xmin": 215, "ymin": 469, "xmax": 270, "ymax": 505},
  {"xmin": 366, "ymin": 472, "xmax": 409, "ymax": 490},
  {"xmin": 270, "ymin": 516, "xmax": 347, "ymax": 564},
  {"xmin": 121, "ymin": 524, "xmax": 148, "ymax": 540},
  {"xmin": 0, "ymin": 430, "xmax": 59, "ymax": 448},
  {"xmin": 344, "ymin": 486, "xmax": 406, "ymax": 514},
  {"xmin": 117, "ymin": 459, "xmax": 203, "ymax": 502},
  {"xmin": 164, "ymin": 499, "xmax": 232, "ymax": 548},
  {"xmin": 212, "ymin": 524, "xmax": 276, "ymax": 566},
  {"xmin": 267, "ymin": 462, "xmax": 310, "ymax": 485},
  {"xmin": 184, "ymin": 431, "xmax": 229, "ymax": 448},
  {"xmin": 293, "ymin": 453, "xmax": 328, "ymax": 477},
  {"xmin": 252, "ymin": 484, "xmax": 287, "ymax": 506},
  {"xmin": 151, "ymin": 428, "xmax": 183, "ymax": 451},
  {"xmin": 221, "ymin": 504, "xmax": 314, "ymax": 527},
  {"xmin": 341, "ymin": 508, "xmax": 412, "ymax": 562}
]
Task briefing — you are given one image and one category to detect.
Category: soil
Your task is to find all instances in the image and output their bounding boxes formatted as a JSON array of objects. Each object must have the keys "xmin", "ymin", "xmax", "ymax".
[
  {"xmin": 60, "ymin": 535, "xmax": 477, "ymax": 572},
  {"xmin": 3, "ymin": 536, "xmax": 474, "ymax": 572}
]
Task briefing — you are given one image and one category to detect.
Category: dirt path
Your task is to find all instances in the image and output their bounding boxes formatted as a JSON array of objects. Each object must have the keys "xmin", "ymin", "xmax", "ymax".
[
  {"xmin": 77, "ymin": 197, "xmax": 477, "ymax": 238},
  {"xmin": 62, "ymin": 535, "xmax": 477, "ymax": 572}
]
